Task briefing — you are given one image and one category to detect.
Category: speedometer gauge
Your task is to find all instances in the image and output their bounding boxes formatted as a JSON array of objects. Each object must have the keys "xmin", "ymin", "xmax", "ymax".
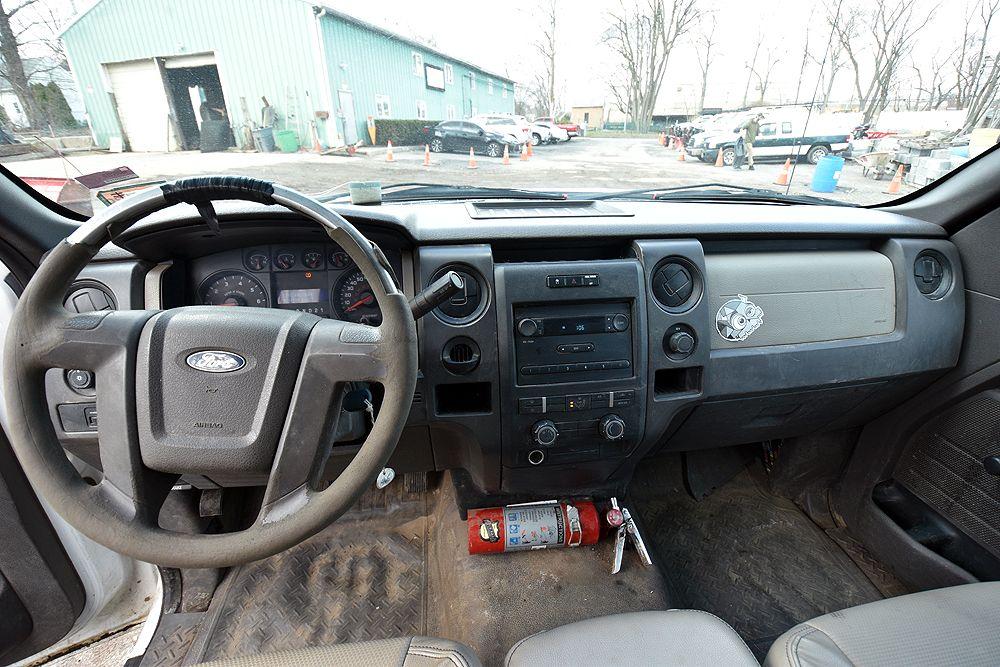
[
  {"xmin": 199, "ymin": 271, "xmax": 269, "ymax": 308},
  {"xmin": 333, "ymin": 269, "xmax": 382, "ymax": 325}
]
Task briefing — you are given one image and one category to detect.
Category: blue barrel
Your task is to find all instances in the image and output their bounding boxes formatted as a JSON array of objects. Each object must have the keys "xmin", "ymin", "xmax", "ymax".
[{"xmin": 810, "ymin": 155, "xmax": 844, "ymax": 193}]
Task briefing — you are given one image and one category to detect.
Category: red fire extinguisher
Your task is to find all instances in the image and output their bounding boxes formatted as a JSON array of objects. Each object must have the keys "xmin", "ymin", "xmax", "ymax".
[{"xmin": 468, "ymin": 500, "xmax": 601, "ymax": 555}]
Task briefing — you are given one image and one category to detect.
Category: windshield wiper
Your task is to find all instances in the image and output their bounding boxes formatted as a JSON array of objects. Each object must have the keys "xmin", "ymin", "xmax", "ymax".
[
  {"xmin": 589, "ymin": 183, "xmax": 849, "ymax": 206},
  {"xmin": 320, "ymin": 183, "xmax": 568, "ymax": 203}
]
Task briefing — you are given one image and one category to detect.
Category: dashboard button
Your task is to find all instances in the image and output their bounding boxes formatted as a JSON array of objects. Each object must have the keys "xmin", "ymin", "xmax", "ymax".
[
  {"xmin": 66, "ymin": 369, "xmax": 94, "ymax": 391},
  {"xmin": 517, "ymin": 318, "xmax": 540, "ymax": 337},
  {"xmin": 566, "ymin": 394, "xmax": 590, "ymax": 411},
  {"xmin": 518, "ymin": 398, "xmax": 543, "ymax": 414},
  {"xmin": 611, "ymin": 313, "xmax": 630, "ymax": 332}
]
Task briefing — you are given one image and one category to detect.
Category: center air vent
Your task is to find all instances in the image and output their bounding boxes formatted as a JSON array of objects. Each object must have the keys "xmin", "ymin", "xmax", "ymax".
[
  {"xmin": 431, "ymin": 266, "xmax": 488, "ymax": 324},
  {"xmin": 651, "ymin": 257, "xmax": 701, "ymax": 312}
]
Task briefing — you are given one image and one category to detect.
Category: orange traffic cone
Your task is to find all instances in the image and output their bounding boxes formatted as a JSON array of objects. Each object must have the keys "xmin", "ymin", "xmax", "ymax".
[
  {"xmin": 423, "ymin": 144, "xmax": 431, "ymax": 167},
  {"xmin": 885, "ymin": 165, "xmax": 904, "ymax": 194},
  {"xmin": 502, "ymin": 144, "xmax": 510, "ymax": 165},
  {"xmin": 385, "ymin": 140, "xmax": 395, "ymax": 162},
  {"xmin": 659, "ymin": 132, "xmax": 666, "ymax": 146},
  {"xmin": 520, "ymin": 144, "xmax": 529, "ymax": 161},
  {"xmin": 526, "ymin": 141, "xmax": 534, "ymax": 158},
  {"xmin": 677, "ymin": 141, "xmax": 685, "ymax": 161},
  {"xmin": 774, "ymin": 158, "xmax": 791, "ymax": 185},
  {"xmin": 467, "ymin": 147, "xmax": 478, "ymax": 169},
  {"xmin": 714, "ymin": 147, "xmax": 725, "ymax": 167}
]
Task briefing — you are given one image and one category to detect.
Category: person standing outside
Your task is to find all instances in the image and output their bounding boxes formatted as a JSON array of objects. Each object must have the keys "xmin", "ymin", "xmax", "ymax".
[{"xmin": 735, "ymin": 113, "xmax": 763, "ymax": 170}]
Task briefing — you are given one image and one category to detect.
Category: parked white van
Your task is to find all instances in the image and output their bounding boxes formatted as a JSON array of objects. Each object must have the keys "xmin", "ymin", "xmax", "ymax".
[{"xmin": 688, "ymin": 112, "xmax": 854, "ymax": 165}]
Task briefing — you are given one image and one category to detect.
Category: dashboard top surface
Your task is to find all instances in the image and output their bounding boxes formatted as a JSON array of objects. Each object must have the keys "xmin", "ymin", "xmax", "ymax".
[{"xmin": 102, "ymin": 199, "xmax": 947, "ymax": 261}]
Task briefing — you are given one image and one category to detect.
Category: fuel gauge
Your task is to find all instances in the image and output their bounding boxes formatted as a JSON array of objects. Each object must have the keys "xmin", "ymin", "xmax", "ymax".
[{"xmin": 244, "ymin": 251, "xmax": 270, "ymax": 272}]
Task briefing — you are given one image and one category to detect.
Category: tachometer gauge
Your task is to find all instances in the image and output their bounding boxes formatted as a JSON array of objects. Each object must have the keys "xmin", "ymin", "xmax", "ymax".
[
  {"xmin": 199, "ymin": 271, "xmax": 269, "ymax": 307},
  {"xmin": 333, "ymin": 269, "xmax": 382, "ymax": 325}
]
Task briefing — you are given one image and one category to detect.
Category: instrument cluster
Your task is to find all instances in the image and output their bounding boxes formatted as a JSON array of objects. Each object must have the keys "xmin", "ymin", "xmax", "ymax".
[{"xmin": 195, "ymin": 243, "xmax": 382, "ymax": 325}]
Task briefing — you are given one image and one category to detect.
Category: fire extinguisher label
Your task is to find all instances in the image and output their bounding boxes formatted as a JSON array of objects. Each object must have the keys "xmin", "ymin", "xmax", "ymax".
[{"xmin": 504, "ymin": 505, "xmax": 565, "ymax": 550}]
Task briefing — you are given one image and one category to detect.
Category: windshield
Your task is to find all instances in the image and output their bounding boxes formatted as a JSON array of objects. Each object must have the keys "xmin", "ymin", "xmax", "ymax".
[{"xmin": 1, "ymin": 0, "xmax": 998, "ymax": 216}]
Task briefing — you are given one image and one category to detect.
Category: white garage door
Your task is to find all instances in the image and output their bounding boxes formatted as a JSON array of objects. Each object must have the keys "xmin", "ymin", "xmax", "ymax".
[{"xmin": 106, "ymin": 59, "xmax": 172, "ymax": 152}]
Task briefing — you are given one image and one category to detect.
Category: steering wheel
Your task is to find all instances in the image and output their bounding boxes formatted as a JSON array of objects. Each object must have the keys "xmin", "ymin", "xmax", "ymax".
[{"xmin": 2, "ymin": 177, "xmax": 418, "ymax": 568}]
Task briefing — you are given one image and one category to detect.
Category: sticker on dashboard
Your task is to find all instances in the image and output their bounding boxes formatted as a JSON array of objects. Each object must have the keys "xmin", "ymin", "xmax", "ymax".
[{"xmin": 716, "ymin": 294, "xmax": 764, "ymax": 342}]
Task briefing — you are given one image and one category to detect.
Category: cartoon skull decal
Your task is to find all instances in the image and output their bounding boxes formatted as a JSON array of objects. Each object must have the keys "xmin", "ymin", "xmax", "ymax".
[{"xmin": 716, "ymin": 294, "xmax": 764, "ymax": 342}]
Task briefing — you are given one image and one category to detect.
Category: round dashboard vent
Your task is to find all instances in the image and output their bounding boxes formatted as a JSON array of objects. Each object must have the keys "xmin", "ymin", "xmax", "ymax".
[
  {"xmin": 431, "ymin": 266, "xmax": 488, "ymax": 324},
  {"xmin": 64, "ymin": 281, "xmax": 117, "ymax": 313},
  {"xmin": 651, "ymin": 258, "xmax": 701, "ymax": 312},
  {"xmin": 914, "ymin": 250, "xmax": 951, "ymax": 299}
]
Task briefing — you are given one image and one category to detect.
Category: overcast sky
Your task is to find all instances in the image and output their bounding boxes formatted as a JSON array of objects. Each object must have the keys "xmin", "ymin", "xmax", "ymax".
[{"xmin": 26, "ymin": 0, "xmax": 992, "ymax": 113}]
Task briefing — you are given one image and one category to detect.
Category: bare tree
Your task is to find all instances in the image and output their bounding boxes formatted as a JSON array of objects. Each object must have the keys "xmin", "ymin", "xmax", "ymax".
[
  {"xmin": 0, "ymin": 0, "xmax": 45, "ymax": 129},
  {"xmin": 750, "ymin": 47, "xmax": 779, "ymax": 104},
  {"xmin": 793, "ymin": 8, "xmax": 816, "ymax": 104},
  {"xmin": 829, "ymin": 0, "xmax": 939, "ymax": 123},
  {"xmin": 533, "ymin": 0, "xmax": 559, "ymax": 119},
  {"xmin": 959, "ymin": 0, "xmax": 1000, "ymax": 130},
  {"xmin": 741, "ymin": 34, "xmax": 762, "ymax": 108},
  {"xmin": 604, "ymin": 0, "xmax": 701, "ymax": 132},
  {"xmin": 694, "ymin": 14, "xmax": 717, "ymax": 113}
]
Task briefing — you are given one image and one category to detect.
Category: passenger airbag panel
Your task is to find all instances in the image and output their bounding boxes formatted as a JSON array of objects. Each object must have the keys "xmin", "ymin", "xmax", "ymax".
[{"xmin": 706, "ymin": 251, "xmax": 895, "ymax": 348}]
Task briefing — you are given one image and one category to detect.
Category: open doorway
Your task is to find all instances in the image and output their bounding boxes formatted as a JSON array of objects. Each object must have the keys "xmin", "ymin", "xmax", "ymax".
[{"xmin": 161, "ymin": 57, "xmax": 232, "ymax": 151}]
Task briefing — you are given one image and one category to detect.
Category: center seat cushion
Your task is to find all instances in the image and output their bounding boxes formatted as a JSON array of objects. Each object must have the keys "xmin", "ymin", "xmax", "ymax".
[{"xmin": 504, "ymin": 610, "xmax": 758, "ymax": 666}]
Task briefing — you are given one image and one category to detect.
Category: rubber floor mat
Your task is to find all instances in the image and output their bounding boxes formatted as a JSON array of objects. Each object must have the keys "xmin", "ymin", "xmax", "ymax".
[
  {"xmin": 187, "ymin": 476, "xmax": 428, "ymax": 663},
  {"xmin": 630, "ymin": 456, "xmax": 883, "ymax": 659}
]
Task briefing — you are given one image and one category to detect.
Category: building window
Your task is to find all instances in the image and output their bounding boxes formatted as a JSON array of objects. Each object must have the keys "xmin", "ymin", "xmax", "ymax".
[
  {"xmin": 375, "ymin": 94, "xmax": 391, "ymax": 118},
  {"xmin": 502, "ymin": 84, "xmax": 507, "ymax": 99},
  {"xmin": 469, "ymin": 74, "xmax": 476, "ymax": 91},
  {"xmin": 444, "ymin": 64, "xmax": 454, "ymax": 85},
  {"xmin": 446, "ymin": 104, "xmax": 456, "ymax": 120},
  {"xmin": 488, "ymin": 78, "xmax": 494, "ymax": 95},
  {"xmin": 416, "ymin": 100, "xmax": 427, "ymax": 120},
  {"xmin": 412, "ymin": 52, "xmax": 423, "ymax": 76}
]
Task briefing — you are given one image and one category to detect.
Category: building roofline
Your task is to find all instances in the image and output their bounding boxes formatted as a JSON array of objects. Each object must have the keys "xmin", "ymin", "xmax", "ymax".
[
  {"xmin": 309, "ymin": 3, "xmax": 516, "ymax": 84},
  {"xmin": 60, "ymin": 1, "xmax": 517, "ymax": 85}
]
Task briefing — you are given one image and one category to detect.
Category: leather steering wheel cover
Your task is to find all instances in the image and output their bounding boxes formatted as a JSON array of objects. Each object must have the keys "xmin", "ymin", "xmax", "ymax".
[{"xmin": 2, "ymin": 178, "xmax": 418, "ymax": 567}]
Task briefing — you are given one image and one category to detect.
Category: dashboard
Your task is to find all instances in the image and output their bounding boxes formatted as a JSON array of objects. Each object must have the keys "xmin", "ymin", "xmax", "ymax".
[{"xmin": 45, "ymin": 199, "xmax": 965, "ymax": 505}]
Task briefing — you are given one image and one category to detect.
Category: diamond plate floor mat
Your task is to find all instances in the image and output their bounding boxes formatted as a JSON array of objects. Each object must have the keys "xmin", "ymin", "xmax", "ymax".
[
  {"xmin": 184, "ymin": 475, "xmax": 429, "ymax": 664},
  {"xmin": 629, "ymin": 455, "xmax": 883, "ymax": 659}
]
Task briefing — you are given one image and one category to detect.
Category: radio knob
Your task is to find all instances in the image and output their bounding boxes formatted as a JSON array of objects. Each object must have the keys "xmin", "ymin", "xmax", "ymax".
[
  {"xmin": 517, "ymin": 318, "xmax": 540, "ymax": 338},
  {"xmin": 612, "ymin": 313, "xmax": 630, "ymax": 332},
  {"xmin": 531, "ymin": 419, "xmax": 559, "ymax": 447},
  {"xmin": 600, "ymin": 414, "xmax": 626, "ymax": 441}
]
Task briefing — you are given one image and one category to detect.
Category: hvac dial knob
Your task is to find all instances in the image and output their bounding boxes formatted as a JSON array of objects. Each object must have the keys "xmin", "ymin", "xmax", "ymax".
[
  {"xmin": 531, "ymin": 419, "xmax": 559, "ymax": 447},
  {"xmin": 600, "ymin": 414, "xmax": 626, "ymax": 441}
]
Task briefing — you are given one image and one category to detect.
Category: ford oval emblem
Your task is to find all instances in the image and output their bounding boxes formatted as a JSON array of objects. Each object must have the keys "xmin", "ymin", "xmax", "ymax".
[{"xmin": 185, "ymin": 350, "xmax": 246, "ymax": 373}]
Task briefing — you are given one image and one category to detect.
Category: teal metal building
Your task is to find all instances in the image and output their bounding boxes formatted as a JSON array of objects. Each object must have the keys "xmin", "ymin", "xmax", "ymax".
[{"xmin": 60, "ymin": 0, "xmax": 515, "ymax": 151}]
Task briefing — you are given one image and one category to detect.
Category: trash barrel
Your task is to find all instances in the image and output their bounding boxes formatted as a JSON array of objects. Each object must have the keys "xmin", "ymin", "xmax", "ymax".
[
  {"xmin": 810, "ymin": 155, "xmax": 844, "ymax": 193},
  {"xmin": 274, "ymin": 130, "xmax": 299, "ymax": 153},
  {"xmin": 199, "ymin": 120, "xmax": 233, "ymax": 153},
  {"xmin": 252, "ymin": 127, "xmax": 276, "ymax": 152}
]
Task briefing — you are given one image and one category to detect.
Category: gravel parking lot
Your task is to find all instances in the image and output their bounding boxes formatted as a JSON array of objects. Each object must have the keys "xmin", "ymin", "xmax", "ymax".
[{"xmin": 4, "ymin": 137, "xmax": 912, "ymax": 206}]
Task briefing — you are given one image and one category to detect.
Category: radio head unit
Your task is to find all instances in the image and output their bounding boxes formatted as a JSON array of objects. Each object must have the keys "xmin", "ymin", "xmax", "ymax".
[{"xmin": 513, "ymin": 301, "xmax": 633, "ymax": 386}]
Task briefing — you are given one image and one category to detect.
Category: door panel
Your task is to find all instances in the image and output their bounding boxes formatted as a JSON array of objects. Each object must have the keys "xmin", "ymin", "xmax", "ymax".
[
  {"xmin": 0, "ymin": 428, "xmax": 85, "ymax": 663},
  {"xmin": 338, "ymin": 90, "xmax": 358, "ymax": 144}
]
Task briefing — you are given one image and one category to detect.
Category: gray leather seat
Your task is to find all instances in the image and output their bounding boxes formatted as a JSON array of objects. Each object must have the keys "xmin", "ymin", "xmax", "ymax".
[
  {"xmin": 764, "ymin": 582, "xmax": 1000, "ymax": 667},
  {"xmin": 505, "ymin": 610, "xmax": 758, "ymax": 667},
  {"xmin": 196, "ymin": 636, "xmax": 481, "ymax": 667}
]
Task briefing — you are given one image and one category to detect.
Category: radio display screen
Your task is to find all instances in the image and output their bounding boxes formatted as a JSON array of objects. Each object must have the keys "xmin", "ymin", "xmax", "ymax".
[{"xmin": 545, "ymin": 315, "xmax": 607, "ymax": 336}]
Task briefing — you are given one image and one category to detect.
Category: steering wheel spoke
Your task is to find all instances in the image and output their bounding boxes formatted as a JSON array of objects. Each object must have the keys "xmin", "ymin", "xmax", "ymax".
[{"xmin": 257, "ymin": 318, "xmax": 392, "ymax": 511}]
